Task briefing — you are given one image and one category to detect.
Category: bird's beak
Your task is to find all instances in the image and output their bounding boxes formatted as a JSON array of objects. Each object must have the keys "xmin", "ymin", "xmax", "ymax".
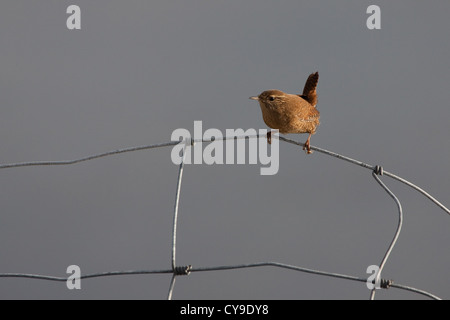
[{"xmin": 249, "ymin": 96, "xmax": 259, "ymax": 100}]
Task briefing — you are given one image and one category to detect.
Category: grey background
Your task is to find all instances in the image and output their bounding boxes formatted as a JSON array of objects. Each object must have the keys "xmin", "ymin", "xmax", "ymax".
[{"xmin": 0, "ymin": 1, "xmax": 449, "ymax": 300}]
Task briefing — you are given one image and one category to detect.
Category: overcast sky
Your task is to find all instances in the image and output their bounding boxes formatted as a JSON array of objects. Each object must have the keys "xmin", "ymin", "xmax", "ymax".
[{"xmin": 0, "ymin": 1, "xmax": 449, "ymax": 299}]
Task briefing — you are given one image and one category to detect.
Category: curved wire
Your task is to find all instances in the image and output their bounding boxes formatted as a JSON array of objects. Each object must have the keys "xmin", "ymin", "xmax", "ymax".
[
  {"xmin": 369, "ymin": 172, "xmax": 403, "ymax": 300},
  {"xmin": 278, "ymin": 136, "xmax": 449, "ymax": 216},
  {"xmin": 168, "ymin": 141, "xmax": 188, "ymax": 300}
]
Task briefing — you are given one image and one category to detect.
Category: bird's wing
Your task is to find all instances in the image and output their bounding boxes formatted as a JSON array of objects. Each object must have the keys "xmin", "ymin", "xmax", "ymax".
[
  {"xmin": 300, "ymin": 72, "xmax": 319, "ymax": 106},
  {"xmin": 295, "ymin": 105, "xmax": 320, "ymax": 122}
]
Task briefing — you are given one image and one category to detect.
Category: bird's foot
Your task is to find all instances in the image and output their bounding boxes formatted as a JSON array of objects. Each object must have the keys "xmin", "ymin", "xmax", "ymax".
[
  {"xmin": 267, "ymin": 131, "xmax": 272, "ymax": 144},
  {"xmin": 303, "ymin": 136, "xmax": 313, "ymax": 154},
  {"xmin": 302, "ymin": 144, "xmax": 313, "ymax": 154}
]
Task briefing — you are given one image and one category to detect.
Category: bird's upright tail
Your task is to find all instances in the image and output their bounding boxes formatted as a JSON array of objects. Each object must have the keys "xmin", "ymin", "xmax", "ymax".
[{"xmin": 301, "ymin": 72, "xmax": 319, "ymax": 107}]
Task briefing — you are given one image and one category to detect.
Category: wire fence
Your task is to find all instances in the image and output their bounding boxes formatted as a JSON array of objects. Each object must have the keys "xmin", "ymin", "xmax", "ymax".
[{"xmin": 0, "ymin": 134, "xmax": 448, "ymax": 300}]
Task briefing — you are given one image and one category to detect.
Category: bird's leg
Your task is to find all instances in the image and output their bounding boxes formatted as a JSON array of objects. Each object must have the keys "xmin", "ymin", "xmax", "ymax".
[
  {"xmin": 303, "ymin": 133, "xmax": 313, "ymax": 154},
  {"xmin": 267, "ymin": 131, "xmax": 272, "ymax": 144}
]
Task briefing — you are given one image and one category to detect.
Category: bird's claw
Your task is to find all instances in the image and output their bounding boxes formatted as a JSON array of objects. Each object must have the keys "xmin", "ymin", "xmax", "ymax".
[{"xmin": 303, "ymin": 141, "xmax": 313, "ymax": 154}]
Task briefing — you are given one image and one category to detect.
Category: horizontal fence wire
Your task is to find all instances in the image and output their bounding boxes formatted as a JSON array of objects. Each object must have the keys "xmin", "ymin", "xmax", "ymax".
[
  {"xmin": 0, "ymin": 134, "xmax": 448, "ymax": 300},
  {"xmin": 0, "ymin": 263, "xmax": 441, "ymax": 301}
]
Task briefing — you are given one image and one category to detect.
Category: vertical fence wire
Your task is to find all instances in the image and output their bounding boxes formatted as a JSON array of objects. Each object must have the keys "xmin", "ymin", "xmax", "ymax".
[
  {"xmin": 370, "ymin": 172, "xmax": 404, "ymax": 300},
  {"xmin": 168, "ymin": 140, "xmax": 188, "ymax": 300}
]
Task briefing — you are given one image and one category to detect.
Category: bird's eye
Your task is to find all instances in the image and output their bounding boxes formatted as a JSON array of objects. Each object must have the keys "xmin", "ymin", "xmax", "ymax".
[{"xmin": 269, "ymin": 96, "xmax": 275, "ymax": 101}]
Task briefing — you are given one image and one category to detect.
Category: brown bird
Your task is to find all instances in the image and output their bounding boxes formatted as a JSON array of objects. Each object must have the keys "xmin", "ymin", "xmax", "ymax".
[{"xmin": 250, "ymin": 72, "xmax": 320, "ymax": 154}]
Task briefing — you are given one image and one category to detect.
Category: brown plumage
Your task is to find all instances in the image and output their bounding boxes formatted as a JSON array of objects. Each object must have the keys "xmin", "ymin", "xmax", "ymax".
[{"xmin": 250, "ymin": 72, "xmax": 320, "ymax": 154}]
